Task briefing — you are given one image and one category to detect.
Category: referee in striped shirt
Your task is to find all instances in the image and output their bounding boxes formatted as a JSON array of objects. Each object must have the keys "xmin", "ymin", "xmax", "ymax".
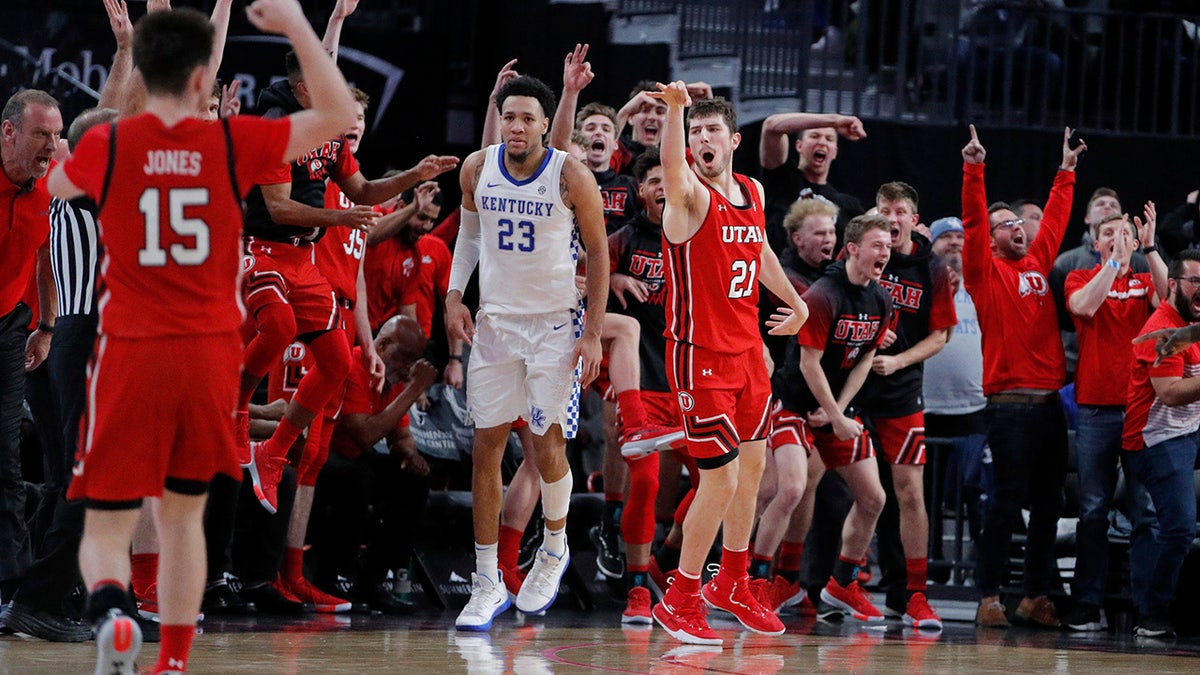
[{"xmin": 3, "ymin": 107, "xmax": 117, "ymax": 642}]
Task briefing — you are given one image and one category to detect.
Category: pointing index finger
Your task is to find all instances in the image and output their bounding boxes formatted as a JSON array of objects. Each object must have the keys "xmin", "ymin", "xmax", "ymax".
[{"xmin": 969, "ymin": 124, "xmax": 978, "ymax": 142}]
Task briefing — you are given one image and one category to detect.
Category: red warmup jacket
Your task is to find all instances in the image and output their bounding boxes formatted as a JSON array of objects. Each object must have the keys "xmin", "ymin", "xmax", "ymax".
[{"xmin": 961, "ymin": 162, "xmax": 1076, "ymax": 395}]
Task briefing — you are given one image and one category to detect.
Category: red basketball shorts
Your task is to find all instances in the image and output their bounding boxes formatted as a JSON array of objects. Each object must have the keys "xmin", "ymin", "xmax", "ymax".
[
  {"xmin": 666, "ymin": 340, "xmax": 771, "ymax": 469},
  {"xmin": 242, "ymin": 239, "xmax": 340, "ymax": 335},
  {"xmin": 871, "ymin": 411, "xmax": 926, "ymax": 465},
  {"xmin": 766, "ymin": 400, "xmax": 812, "ymax": 456},
  {"xmin": 69, "ymin": 332, "xmax": 243, "ymax": 505}
]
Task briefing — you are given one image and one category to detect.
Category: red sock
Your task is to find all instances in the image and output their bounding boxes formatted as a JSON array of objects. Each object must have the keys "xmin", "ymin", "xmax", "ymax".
[
  {"xmin": 497, "ymin": 525, "xmax": 523, "ymax": 570},
  {"xmin": 721, "ymin": 547, "xmax": 749, "ymax": 578},
  {"xmin": 778, "ymin": 541, "xmax": 804, "ymax": 572},
  {"xmin": 672, "ymin": 569, "xmax": 701, "ymax": 596},
  {"xmin": 264, "ymin": 416, "xmax": 305, "ymax": 461},
  {"xmin": 283, "ymin": 547, "xmax": 305, "ymax": 583},
  {"xmin": 131, "ymin": 553, "xmax": 158, "ymax": 598},
  {"xmin": 154, "ymin": 624, "xmax": 194, "ymax": 674},
  {"xmin": 616, "ymin": 389, "xmax": 649, "ymax": 433},
  {"xmin": 906, "ymin": 557, "xmax": 928, "ymax": 592},
  {"xmin": 628, "ymin": 563, "xmax": 649, "ymax": 574}
]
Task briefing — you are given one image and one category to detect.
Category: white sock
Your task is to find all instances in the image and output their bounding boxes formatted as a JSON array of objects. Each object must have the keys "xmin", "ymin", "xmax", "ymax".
[
  {"xmin": 475, "ymin": 542, "xmax": 499, "ymax": 584},
  {"xmin": 543, "ymin": 526, "xmax": 567, "ymax": 557}
]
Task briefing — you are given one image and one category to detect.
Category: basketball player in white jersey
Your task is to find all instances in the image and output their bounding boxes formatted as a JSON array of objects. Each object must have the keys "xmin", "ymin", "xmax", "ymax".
[{"xmin": 446, "ymin": 75, "xmax": 607, "ymax": 631}]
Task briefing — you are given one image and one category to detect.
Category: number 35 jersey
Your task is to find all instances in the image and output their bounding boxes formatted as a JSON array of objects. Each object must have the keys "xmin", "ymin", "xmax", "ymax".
[
  {"xmin": 62, "ymin": 112, "xmax": 291, "ymax": 338},
  {"xmin": 664, "ymin": 172, "xmax": 766, "ymax": 354},
  {"xmin": 475, "ymin": 143, "xmax": 578, "ymax": 315}
]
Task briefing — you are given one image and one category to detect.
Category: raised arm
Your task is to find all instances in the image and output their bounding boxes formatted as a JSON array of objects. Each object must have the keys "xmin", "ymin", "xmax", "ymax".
[
  {"xmin": 338, "ymin": 155, "xmax": 459, "ymax": 206},
  {"xmin": 759, "ymin": 112, "xmax": 866, "ymax": 170},
  {"xmin": 209, "ymin": 0, "xmax": 234, "ymax": 73},
  {"xmin": 549, "ymin": 43, "xmax": 592, "ymax": 151},
  {"xmin": 322, "ymin": 0, "xmax": 360, "ymax": 61},
  {"xmin": 960, "ymin": 124, "xmax": 991, "ymax": 294},
  {"xmin": 365, "ymin": 181, "xmax": 438, "ymax": 246},
  {"xmin": 481, "ymin": 59, "xmax": 518, "ymax": 148},
  {"xmin": 97, "ymin": 0, "xmax": 133, "ymax": 112},
  {"xmin": 651, "ymin": 80, "xmax": 705, "ymax": 243},
  {"xmin": 247, "ymin": 0, "xmax": 357, "ymax": 162},
  {"xmin": 1135, "ymin": 201, "xmax": 1168, "ymax": 301}
]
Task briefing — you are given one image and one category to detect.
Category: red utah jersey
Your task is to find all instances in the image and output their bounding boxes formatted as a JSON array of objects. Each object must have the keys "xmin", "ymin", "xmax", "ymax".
[
  {"xmin": 414, "ymin": 234, "xmax": 451, "ymax": 338},
  {"xmin": 316, "ymin": 182, "xmax": 367, "ymax": 303},
  {"xmin": 664, "ymin": 173, "xmax": 766, "ymax": 354},
  {"xmin": 63, "ymin": 114, "xmax": 290, "ymax": 338}
]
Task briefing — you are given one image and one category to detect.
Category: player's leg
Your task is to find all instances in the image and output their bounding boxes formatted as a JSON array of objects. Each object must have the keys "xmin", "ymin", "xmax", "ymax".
[
  {"xmin": 819, "ymin": 438, "xmax": 886, "ymax": 623},
  {"xmin": 150, "ymin": 490, "xmax": 207, "ymax": 674},
  {"xmin": 606, "ymin": 315, "xmax": 683, "ymax": 458},
  {"xmin": 515, "ymin": 423, "xmax": 573, "ymax": 614},
  {"xmin": 499, "ymin": 424, "xmax": 540, "ymax": 598},
  {"xmin": 130, "ymin": 501, "xmax": 159, "ymax": 620},
  {"xmin": 592, "ymin": 395, "xmax": 626, "ymax": 579},
  {"xmin": 281, "ymin": 414, "xmax": 352, "ymax": 612},
  {"xmin": 79, "ymin": 507, "xmax": 143, "ymax": 675}
]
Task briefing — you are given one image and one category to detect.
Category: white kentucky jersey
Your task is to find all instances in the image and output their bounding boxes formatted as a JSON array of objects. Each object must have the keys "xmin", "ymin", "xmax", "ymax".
[{"xmin": 475, "ymin": 143, "xmax": 578, "ymax": 315}]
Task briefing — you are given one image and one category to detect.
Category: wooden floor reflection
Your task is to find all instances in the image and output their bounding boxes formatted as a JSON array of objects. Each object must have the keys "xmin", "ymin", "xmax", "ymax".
[{"xmin": 3, "ymin": 609, "xmax": 1199, "ymax": 673}]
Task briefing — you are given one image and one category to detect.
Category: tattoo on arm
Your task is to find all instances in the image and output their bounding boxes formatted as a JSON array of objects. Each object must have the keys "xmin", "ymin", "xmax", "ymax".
[
  {"xmin": 470, "ymin": 160, "xmax": 483, "ymax": 193},
  {"xmin": 560, "ymin": 172, "xmax": 571, "ymax": 210}
]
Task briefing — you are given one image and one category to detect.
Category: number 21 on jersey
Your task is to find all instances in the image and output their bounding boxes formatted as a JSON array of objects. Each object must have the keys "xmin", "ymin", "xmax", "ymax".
[
  {"xmin": 137, "ymin": 187, "xmax": 211, "ymax": 267},
  {"xmin": 728, "ymin": 259, "xmax": 757, "ymax": 298}
]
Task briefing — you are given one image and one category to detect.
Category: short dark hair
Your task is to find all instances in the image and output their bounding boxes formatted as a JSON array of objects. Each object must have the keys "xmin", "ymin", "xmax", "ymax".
[
  {"xmin": 2, "ymin": 89, "xmax": 58, "ymax": 128},
  {"xmin": 285, "ymin": 50, "xmax": 302, "ymax": 82},
  {"xmin": 575, "ymin": 102, "xmax": 617, "ymax": 130},
  {"xmin": 876, "ymin": 181, "xmax": 919, "ymax": 211},
  {"xmin": 133, "ymin": 8, "xmax": 214, "ymax": 96},
  {"xmin": 632, "ymin": 147, "xmax": 662, "ymax": 183},
  {"xmin": 1087, "ymin": 187, "xmax": 1119, "ymax": 212},
  {"xmin": 1169, "ymin": 249, "xmax": 1200, "ymax": 278},
  {"xmin": 844, "ymin": 214, "xmax": 891, "ymax": 245},
  {"xmin": 987, "ymin": 201, "xmax": 1012, "ymax": 215},
  {"xmin": 495, "ymin": 76, "xmax": 556, "ymax": 121},
  {"xmin": 687, "ymin": 97, "xmax": 737, "ymax": 135},
  {"xmin": 629, "ymin": 80, "xmax": 657, "ymax": 99},
  {"xmin": 67, "ymin": 107, "xmax": 119, "ymax": 151},
  {"xmin": 1010, "ymin": 197, "xmax": 1041, "ymax": 211}
]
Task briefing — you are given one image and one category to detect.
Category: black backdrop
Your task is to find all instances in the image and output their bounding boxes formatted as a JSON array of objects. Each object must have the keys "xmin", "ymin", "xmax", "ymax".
[{"xmin": 5, "ymin": 0, "xmax": 1200, "ymax": 250}]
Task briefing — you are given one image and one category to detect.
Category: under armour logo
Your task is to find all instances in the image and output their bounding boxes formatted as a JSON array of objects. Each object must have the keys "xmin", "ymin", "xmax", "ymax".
[
  {"xmin": 702, "ymin": 369, "xmax": 713, "ymax": 376},
  {"xmin": 262, "ymin": 246, "xmax": 273, "ymax": 254},
  {"xmin": 168, "ymin": 658, "xmax": 186, "ymax": 669},
  {"xmin": 717, "ymin": 204, "xmax": 727, "ymax": 212}
]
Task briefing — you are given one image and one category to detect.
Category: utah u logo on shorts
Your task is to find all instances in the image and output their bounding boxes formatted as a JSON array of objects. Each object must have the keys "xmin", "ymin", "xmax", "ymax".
[
  {"xmin": 678, "ymin": 391, "xmax": 695, "ymax": 412},
  {"xmin": 241, "ymin": 254, "xmax": 256, "ymax": 273}
]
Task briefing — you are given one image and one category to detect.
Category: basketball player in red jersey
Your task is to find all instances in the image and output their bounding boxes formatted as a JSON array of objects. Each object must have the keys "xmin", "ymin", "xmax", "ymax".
[
  {"xmin": 649, "ymin": 81, "xmax": 808, "ymax": 646},
  {"xmin": 47, "ymin": 3, "xmax": 357, "ymax": 673}
]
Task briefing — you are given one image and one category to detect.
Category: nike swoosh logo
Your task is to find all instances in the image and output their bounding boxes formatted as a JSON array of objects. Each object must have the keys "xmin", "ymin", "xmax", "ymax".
[
  {"xmin": 552, "ymin": 323, "xmax": 567, "ymax": 331},
  {"xmin": 486, "ymin": 181, "xmax": 504, "ymax": 188}
]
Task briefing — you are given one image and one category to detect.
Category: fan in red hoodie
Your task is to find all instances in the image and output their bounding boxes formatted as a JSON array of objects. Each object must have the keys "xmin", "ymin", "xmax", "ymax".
[{"xmin": 959, "ymin": 125, "xmax": 1085, "ymax": 630}]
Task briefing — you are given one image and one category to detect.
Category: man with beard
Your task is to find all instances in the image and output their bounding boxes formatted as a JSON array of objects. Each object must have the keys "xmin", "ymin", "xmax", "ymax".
[
  {"xmin": 1062, "ymin": 209, "xmax": 1164, "ymax": 632},
  {"xmin": 1120, "ymin": 249, "xmax": 1200, "ymax": 639},
  {"xmin": 759, "ymin": 111, "xmax": 867, "ymax": 255},
  {"xmin": 858, "ymin": 182, "xmax": 955, "ymax": 630},
  {"xmin": 961, "ymin": 125, "xmax": 1085, "ymax": 629},
  {"xmin": 649, "ymin": 84, "xmax": 807, "ymax": 646}
]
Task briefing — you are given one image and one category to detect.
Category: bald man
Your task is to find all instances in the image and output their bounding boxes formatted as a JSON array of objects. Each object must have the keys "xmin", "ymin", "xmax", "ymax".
[{"xmin": 313, "ymin": 315, "xmax": 437, "ymax": 612}]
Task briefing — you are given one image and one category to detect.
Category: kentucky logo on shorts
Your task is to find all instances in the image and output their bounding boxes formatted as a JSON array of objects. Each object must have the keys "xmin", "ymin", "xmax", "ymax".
[{"xmin": 530, "ymin": 407, "xmax": 548, "ymax": 432}]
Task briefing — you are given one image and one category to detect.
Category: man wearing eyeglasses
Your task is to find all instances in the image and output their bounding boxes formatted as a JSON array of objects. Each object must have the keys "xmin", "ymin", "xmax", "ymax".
[
  {"xmin": 959, "ymin": 125, "xmax": 1085, "ymax": 629},
  {"xmin": 1121, "ymin": 249, "xmax": 1200, "ymax": 639}
]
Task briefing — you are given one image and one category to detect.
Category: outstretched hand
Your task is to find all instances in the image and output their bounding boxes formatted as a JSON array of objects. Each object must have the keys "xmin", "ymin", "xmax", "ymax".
[
  {"xmin": 650, "ymin": 80, "xmax": 691, "ymax": 109},
  {"xmin": 961, "ymin": 124, "xmax": 986, "ymax": 164},
  {"xmin": 414, "ymin": 155, "xmax": 460, "ymax": 180},
  {"xmin": 491, "ymin": 59, "xmax": 519, "ymax": 96},
  {"xmin": 562, "ymin": 43, "xmax": 594, "ymax": 93},
  {"xmin": 835, "ymin": 115, "xmax": 867, "ymax": 141},
  {"xmin": 1135, "ymin": 200, "xmax": 1157, "ymax": 250},
  {"xmin": 1060, "ymin": 126, "xmax": 1087, "ymax": 171},
  {"xmin": 1132, "ymin": 324, "xmax": 1200, "ymax": 367},
  {"xmin": 246, "ymin": 0, "xmax": 308, "ymax": 35},
  {"xmin": 102, "ymin": 0, "xmax": 133, "ymax": 48}
]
